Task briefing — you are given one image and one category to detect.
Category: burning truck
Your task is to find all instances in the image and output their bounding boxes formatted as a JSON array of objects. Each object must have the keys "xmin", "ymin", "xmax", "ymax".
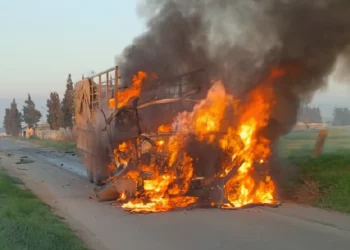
[
  {"xmin": 74, "ymin": 0, "xmax": 350, "ymax": 213},
  {"xmin": 73, "ymin": 66, "xmax": 291, "ymax": 213}
]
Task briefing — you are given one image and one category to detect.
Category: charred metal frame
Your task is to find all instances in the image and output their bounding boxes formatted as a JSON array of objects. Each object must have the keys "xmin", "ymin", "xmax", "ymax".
[
  {"xmin": 86, "ymin": 68, "xmax": 206, "ymax": 181},
  {"xmin": 81, "ymin": 66, "xmax": 120, "ymax": 111}
]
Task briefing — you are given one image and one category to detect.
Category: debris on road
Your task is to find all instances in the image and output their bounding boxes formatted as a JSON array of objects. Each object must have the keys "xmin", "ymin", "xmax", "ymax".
[
  {"xmin": 16, "ymin": 157, "xmax": 35, "ymax": 164},
  {"xmin": 94, "ymin": 179, "xmax": 136, "ymax": 202}
]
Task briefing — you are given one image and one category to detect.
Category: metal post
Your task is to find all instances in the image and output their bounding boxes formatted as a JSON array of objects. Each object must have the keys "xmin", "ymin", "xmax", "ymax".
[
  {"xmin": 98, "ymin": 75, "xmax": 102, "ymax": 110},
  {"xmin": 113, "ymin": 66, "xmax": 119, "ymax": 136},
  {"xmin": 114, "ymin": 66, "xmax": 119, "ymax": 109},
  {"xmin": 106, "ymin": 71, "xmax": 110, "ymax": 107}
]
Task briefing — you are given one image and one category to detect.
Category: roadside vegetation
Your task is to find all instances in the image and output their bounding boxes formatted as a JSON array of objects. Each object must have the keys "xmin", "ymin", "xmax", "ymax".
[
  {"xmin": 13, "ymin": 136, "xmax": 77, "ymax": 152},
  {"xmin": 0, "ymin": 163, "xmax": 87, "ymax": 250},
  {"xmin": 26, "ymin": 138, "xmax": 77, "ymax": 152},
  {"xmin": 280, "ymin": 128, "xmax": 350, "ymax": 213}
]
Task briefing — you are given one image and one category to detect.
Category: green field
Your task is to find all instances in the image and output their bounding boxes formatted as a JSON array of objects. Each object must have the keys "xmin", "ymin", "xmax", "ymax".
[
  {"xmin": 0, "ymin": 163, "xmax": 87, "ymax": 250},
  {"xmin": 280, "ymin": 128, "xmax": 350, "ymax": 158},
  {"xmin": 15, "ymin": 137, "xmax": 77, "ymax": 152},
  {"xmin": 280, "ymin": 128, "xmax": 350, "ymax": 213}
]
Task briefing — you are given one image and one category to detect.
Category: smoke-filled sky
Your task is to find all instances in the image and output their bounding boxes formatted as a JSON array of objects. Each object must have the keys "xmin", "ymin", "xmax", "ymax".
[{"xmin": 0, "ymin": 0, "xmax": 349, "ymax": 125}]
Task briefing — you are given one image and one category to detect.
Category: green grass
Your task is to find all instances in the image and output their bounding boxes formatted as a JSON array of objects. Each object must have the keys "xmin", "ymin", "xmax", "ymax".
[
  {"xmin": 279, "ymin": 129, "xmax": 350, "ymax": 158},
  {"xmin": 18, "ymin": 137, "xmax": 77, "ymax": 152},
  {"xmin": 0, "ymin": 165, "xmax": 87, "ymax": 250},
  {"xmin": 288, "ymin": 153, "xmax": 350, "ymax": 213},
  {"xmin": 281, "ymin": 129, "xmax": 350, "ymax": 213}
]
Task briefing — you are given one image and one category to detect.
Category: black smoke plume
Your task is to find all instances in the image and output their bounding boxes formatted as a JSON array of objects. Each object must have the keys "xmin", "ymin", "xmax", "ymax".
[{"xmin": 117, "ymin": 0, "xmax": 350, "ymax": 135}]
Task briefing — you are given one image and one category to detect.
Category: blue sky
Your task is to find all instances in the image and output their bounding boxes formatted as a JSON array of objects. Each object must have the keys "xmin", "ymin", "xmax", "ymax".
[
  {"xmin": 0, "ymin": 0, "xmax": 349, "ymax": 125},
  {"xmin": 0, "ymin": 0, "xmax": 144, "ymax": 98}
]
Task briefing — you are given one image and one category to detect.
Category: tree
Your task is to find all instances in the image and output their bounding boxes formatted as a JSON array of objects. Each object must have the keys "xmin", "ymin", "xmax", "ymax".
[
  {"xmin": 332, "ymin": 107, "xmax": 350, "ymax": 126},
  {"xmin": 46, "ymin": 92, "xmax": 61, "ymax": 130},
  {"xmin": 7, "ymin": 99, "xmax": 22, "ymax": 136},
  {"xmin": 61, "ymin": 74, "xmax": 75, "ymax": 129},
  {"xmin": 311, "ymin": 107, "xmax": 323, "ymax": 123},
  {"xmin": 3, "ymin": 108, "xmax": 11, "ymax": 135},
  {"xmin": 22, "ymin": 94, "xmax": 42, "ymax": 128},
  {"xmin": 297, "ymin": 103, "xmax": 323, "ymax": 128}
]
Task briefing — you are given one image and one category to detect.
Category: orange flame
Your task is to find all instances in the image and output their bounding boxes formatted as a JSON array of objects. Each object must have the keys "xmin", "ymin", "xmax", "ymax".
[
  {"xmin": 110, "ymin": 71, "xmax": 147, "ymax": 109},
  {"xmin": 221, "ymin": 68, "xmax": 287, "ymax": 208},
  {"xmin": 118, "ymin": 82, "xmax": 230, "ymax": 212},
  {"xmin": 158, "ymin": 124, "xmax": 172, "ymax": 133},
  {"xmin": 109, "ymin": 67, "xmax": 293, "ymax": 213},
  {"xmin": 118, "ymin": 191, "xmax": 127, "ymax": 201}
]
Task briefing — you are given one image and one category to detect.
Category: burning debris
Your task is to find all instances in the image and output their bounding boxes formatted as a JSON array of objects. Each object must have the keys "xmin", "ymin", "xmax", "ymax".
[
  {"xmin": 76, "ymin": 0, "xmax": 350, "ymax": 213},
  {"xmin": 94, "ymin": 67, "xmax": 294, "ymax": 213}
]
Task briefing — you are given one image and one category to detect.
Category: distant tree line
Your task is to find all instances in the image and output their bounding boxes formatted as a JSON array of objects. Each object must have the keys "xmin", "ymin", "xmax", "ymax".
[
  {"xmin": 46, "ymin": 74, "xmax": 75, "ymax": 130},
  {"xmin": 332, "ymin": 107, "xmax": 350, "ymax": 126},
  {"xmin": 297, "ymin": 103, "xmax": 350, "ymax": 127},
  {"xmin": 2, "ymin": 74, "xmax": 75, "ymax": 136},
  {"xmin": 297, "ymin": 104, "xmax": 323, "ymax": 125}
]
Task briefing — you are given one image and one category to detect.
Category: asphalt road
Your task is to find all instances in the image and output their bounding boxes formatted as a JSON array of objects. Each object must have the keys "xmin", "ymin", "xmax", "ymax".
[{"xmin": 1, "ymin": 137, "xmax": 350, "ymax": 250}]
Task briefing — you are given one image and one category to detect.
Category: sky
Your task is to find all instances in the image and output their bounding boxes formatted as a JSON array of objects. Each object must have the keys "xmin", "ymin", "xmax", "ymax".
[
  {"xmin": 0, "ymin": 0, "xmax": 145, "ymax": 96},
  {"xmin": 0, "ymin": 0, "xmax": 145, "ymax": 124},
  {"xmin": 0, "ymin": 0, "xmax": 349, "ymax": 125}
]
